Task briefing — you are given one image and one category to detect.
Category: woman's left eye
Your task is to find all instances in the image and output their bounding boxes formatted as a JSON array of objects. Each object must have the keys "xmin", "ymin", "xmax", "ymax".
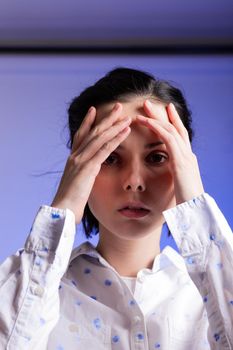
[{"xmin": 146, "ymin": 152, "xmax": 168, "ymax": 165}]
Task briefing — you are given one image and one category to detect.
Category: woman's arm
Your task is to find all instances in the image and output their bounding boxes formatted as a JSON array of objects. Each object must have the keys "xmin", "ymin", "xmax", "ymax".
[
  {"xmin": 163, "ymin": 193, "xmax": 233, "ymax": 349},
  {"xmin": 136, "ymin": 100, "xmax": 233, "ymax": 349},
  {"xmin": 0, "ymin": 103, "xmax": 131, "ymax": 349},
  {"xmin": 0, "ymin": 206, "xmax": 75, "ymax": 350}
]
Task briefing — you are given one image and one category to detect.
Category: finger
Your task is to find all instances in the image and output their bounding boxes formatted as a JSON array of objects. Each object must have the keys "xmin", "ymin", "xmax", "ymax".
[
  {"xmin": 144, "ymin": 100, "xmax": 191, "ymax": 149},
  {"xmin": 75, "ymin": 102, "xmax": 124, "ymax": 155},
  {"xmin": 90, "ymin": 126, "xmax": 131, "ymax": 165},
  {"xmin": 166, "ymin": 103, "xmax": 191, "ymax": 147},
  {"xmin": 91, "ymin": 102, "xmax": 124, "ymax": 134},
  {"xmin": 135, "ymin": 115, "xmax": 186, "ymax": 159},
  {"xmin": 136, "ymin": 114, "xmax": 183, "ymax": 143},
  {"xmin": 143, "ymin": 99, "xmax": 168, "ymax": 122},
  {"xmin": 136, "ymin": 113, "xmax": 192, "ymax": 153},
  {"xmin": 78, "ymin": 117, "xmax": 131, "ymax": 162},
  {"xmin": 71, "ymin": 106, "xmax": 96, "ymax": 154}
]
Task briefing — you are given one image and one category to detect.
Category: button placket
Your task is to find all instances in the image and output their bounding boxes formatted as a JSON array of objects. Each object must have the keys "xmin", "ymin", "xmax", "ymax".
[
  {"xmin": 130, "ymin": 307, "xmax": 148, "ymax": 349},
  {"xmin": 130, "ymin": 323, "xmax": 148, "ymax": 350}
]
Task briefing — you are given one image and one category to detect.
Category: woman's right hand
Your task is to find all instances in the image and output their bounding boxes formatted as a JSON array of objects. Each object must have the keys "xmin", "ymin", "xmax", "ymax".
[{"xmin": 51, "ymin": 103, "xmax": 131, "ymax": 224}]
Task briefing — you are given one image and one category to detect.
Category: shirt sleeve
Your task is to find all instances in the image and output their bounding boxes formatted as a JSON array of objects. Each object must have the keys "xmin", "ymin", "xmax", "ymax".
[
  {"xmin": 0, "ymin": 205, "xmax": 76, "ymax": 350},
  {"xmin": 163, "ymin": 193, "xmax": 233, "ymax": 349}
]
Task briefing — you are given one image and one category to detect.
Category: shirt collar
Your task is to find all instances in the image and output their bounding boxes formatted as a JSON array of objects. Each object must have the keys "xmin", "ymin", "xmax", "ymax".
[
  {"xmin": 157, "ymin": 245, "xmax": 187, "ymax": 273},
  {"xmin": 69, "ymin": 241, "xmax": 187, "ymax": 274},
  {"xmin": 70, "ymin": 241, "xmax": 116, "ymax": 271}
]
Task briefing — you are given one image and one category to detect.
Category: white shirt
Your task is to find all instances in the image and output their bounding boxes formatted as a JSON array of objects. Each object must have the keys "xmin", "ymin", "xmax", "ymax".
[{"xmin": 0, "ymin": 193, "xmax": 233, "ymax": 350}]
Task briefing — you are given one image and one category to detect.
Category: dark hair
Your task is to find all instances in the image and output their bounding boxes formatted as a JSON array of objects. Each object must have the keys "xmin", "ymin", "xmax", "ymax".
[{"xmin": 67, "ymin": 67, "xmax": 193, "ymax": 238}]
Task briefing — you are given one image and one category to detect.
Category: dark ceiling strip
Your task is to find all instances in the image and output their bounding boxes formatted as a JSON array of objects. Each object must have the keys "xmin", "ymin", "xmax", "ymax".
[{"xmin": 0, "ymin": 44, "xmax": 233, "ymax": 55}]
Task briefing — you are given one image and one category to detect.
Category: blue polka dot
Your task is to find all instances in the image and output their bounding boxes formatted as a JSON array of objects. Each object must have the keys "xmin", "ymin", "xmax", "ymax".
[
  {"xmin": 51, "ymin": 213, "xmax": 60, "ymax": 219},
  {"xmin": 186, "ymin": 257, "xmax": 195, "ymax": 265},
  {"xmin": 22, "ymin": 334, "xmax": 31, "ymax": 341},
  {"xmin": 42, "ymin": 247, "xmax": 49, "ymax": 253},
  {"xmin": 93, "ymin": 318, "xmax": 101, "ymax": 329},
  {"xmin": 84, "ymin": 268, "xmax": 91, "ymax": 274},
  {"xmin": 56, "ymin": 346, "xmax": 64, "ymax": 350},
  {"xmin": 154, "ymin": 343, "xmax": 161, "ymax": 348},
  {"xmin": 104, "ymin": 279, "xmax": 112, "ymax": 286},
  {"xmin": 216, "ymin": 262, "xmax": 223, "ymax": 269},
  {"xmin": 129, "ymin": 300, "xmax": 136, "ymax": 306},
  {"xmin": 214, "ymin": 333, "xmax": 220, "ymax": 341},
  {"xmin": 58, "ymin": 285, "xmax": 62, "ymax": 290},
  {"xmin": 71, "ymin": 280, "xmax": 77, "ymax": 286},
  {"xmin": 40, "ymin": 317, "xmax": 46, "ymax": 325},
  {"xmin": 75, "ymin": 300, "xmax": 82, "ymax": 306},
  {"xmin": 90, "ymin": 295, "xmax": 97, "ymax": 300},
  {"xmin": 112, "ymin": 335, "xmax": 120, "ymax": 343},
  {"xmin": 210, "ymin": 233, "xmax": 216, "ymax": 241},
  {"xmin": 180, "ymin": 223, "xmax": 190, "ymax": 230},
  {"xmin": 203, "ymin": 296, "xmax": 208, "ymax": 303},
  {"xmin": 229, "ymin": 300, "xmax": 233, "ymax": 305},
  {"xmin": 137, "ymin": 333, "xmax": 144, "ymax": 340},
  {"xmin": 35, "ymin": 257, "xmax": 42, "ymax": 266}
]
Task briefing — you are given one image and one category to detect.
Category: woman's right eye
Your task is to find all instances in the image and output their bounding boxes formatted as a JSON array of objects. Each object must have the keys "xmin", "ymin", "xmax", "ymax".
[{"xmin": 103, "ymin": 153, "xmax": 119, "ymax": 166}]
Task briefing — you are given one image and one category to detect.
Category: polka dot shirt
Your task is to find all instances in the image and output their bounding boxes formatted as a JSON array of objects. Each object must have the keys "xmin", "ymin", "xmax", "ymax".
[{"xmin": 0, "ymin": 193, "xmax": 232, "ymax": 349}]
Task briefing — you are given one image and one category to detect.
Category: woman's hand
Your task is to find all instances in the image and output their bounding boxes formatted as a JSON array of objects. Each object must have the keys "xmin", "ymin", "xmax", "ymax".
[
  {"xmin": 51, "ymin": 103, "xmax": 131, "ymax": 223},
  {"xmin": 136, "ymin": 100, "xmax": 204, "ymax": 205}
]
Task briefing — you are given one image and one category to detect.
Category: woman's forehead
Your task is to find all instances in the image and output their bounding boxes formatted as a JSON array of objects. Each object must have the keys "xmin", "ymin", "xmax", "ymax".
[
  {"xmin": 95, "ymin": 97, "xmax": 169, "ymax": 123},
  {"xmin": 95, "ymin": 98, "xmax": 167, "ymax": 148},
  {"xmin": 121, "ymin": 121, "xmax": 166, "ymax": 149}
]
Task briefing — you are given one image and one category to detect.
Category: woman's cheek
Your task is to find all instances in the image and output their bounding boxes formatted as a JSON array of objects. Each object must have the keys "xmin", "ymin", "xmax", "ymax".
[
  {"xmin": 150, "ymin": 165, "xmax": 173, "ymax": 186},
  {"xmin": 87, "ymin": 174, "xmax": 111, "ymax": 214},
  {"xmin": 150, "ymin": 169, "xmax": 175, "ymax": 203}
]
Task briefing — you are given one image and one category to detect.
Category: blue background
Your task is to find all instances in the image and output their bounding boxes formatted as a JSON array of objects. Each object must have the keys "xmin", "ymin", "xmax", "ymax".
[{"xmin": 0, "ymin": 54, "xmax": 232, "ymax": 261}]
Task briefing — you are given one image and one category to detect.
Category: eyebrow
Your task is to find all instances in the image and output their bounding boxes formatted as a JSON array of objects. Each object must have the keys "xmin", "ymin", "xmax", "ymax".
[{"xmin": 117, "ymin": 141, "xmax": 164, "ymax": 150}]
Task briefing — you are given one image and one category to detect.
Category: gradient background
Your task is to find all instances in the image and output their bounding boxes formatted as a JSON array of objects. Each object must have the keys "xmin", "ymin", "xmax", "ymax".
[{"xmin": 0, "ymin": 54, "xmax": 232, "ymax": 262}]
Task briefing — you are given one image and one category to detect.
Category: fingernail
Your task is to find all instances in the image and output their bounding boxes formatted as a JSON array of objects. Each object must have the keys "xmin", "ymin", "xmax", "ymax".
[
  {"xmin": 146, "ymin": 100, "xmax": 152, "ymax": 108},
  {"xmin": 170, "ymin": 103, "xmax": 175, "ymax": 110},
  {"xmin": 114, "ymin": 102, "xmax": 121, "ymax": 110}
]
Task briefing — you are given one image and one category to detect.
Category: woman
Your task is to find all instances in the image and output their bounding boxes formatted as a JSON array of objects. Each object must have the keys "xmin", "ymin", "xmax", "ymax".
[{"xmin": 0, "ymin": 68, "xmax": 232, "ymax": 349}]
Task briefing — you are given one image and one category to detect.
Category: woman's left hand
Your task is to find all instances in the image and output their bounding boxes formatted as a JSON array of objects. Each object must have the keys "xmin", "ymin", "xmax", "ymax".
[{"xmin": 136, "ymin": 100, "xmax": 204, "ymax": 205}]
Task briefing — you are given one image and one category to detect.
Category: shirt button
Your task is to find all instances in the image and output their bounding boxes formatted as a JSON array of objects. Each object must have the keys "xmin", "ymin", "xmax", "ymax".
[
  {"xmin": 34, "ymin": 285, "xmax": 44, "ymax": 297},
  {"xmin": 132, "ymin": 316, "xmax": 141, "ymax": 325},
  {"xmin": 137, "ymin": 275, "xmax": 145, "ymax": 283}
]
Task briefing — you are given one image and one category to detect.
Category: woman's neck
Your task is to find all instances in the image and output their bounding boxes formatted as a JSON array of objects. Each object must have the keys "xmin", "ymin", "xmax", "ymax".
[{"xmin": 96, "ymin": 228, "xmax": 161, "ymax": 277}]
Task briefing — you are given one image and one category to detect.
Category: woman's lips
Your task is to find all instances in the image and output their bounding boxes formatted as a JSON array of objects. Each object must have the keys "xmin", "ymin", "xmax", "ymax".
[{"xmin": 118, "ymin": 207, "xmax": 150, "ymax": 218}]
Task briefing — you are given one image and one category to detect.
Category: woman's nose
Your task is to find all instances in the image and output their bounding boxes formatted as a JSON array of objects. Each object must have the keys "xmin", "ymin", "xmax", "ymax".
[{"xmin": 122, "ymin": 162, "xmax": 146, "ymax": 192}]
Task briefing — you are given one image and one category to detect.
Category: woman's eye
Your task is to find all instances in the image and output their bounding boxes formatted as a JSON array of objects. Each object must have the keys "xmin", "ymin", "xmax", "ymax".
[
  {"xmin": 103, "ymin": 153, "xmax": 119, "ymax": 166},
  {"xmin": 146, "ymin": 152, "xmax": 168, "ymax": 165}
]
